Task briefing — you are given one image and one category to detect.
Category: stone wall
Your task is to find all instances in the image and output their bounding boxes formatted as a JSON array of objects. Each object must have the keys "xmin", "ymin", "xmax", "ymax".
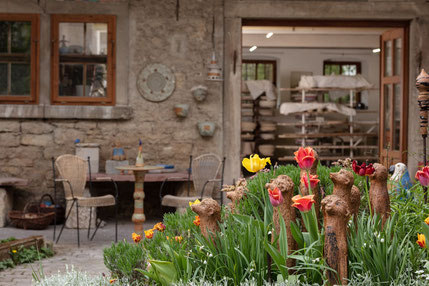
[{"xmin": 0, "ymin": 0, "xmax": 224, "ymax": 205}]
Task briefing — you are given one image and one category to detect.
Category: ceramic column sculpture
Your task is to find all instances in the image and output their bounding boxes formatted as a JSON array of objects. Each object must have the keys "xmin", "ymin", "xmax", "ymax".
[
  {"xmin": 416, "ymin": 69, "xmax": 429, "ymax": 202},
  {"xmin": 322, "ymin": 195, "xmax": 350, "ymax": 286},
  {"xmin": 369, "ymin": 163, "xmax": 390, "ymax": 226},
  {"xmin": 330, "ymin": 169, "xmax": 354, "ymax": 211},
  {"xmin": 191, "ymin": 198, "xmax": 221, "ymax": 239},
  {"xmin": 300, "ymin": 150, "xmax": 320, "ymax": 218},
  {"xmin": 265, "ymin": 175, "xmax": 297, "ymax": 268}
]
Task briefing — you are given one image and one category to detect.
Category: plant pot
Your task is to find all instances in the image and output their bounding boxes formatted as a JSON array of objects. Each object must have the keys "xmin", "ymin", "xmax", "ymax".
[
  {"xmin": 198, "ymin": 122, "xmax": 216, "ymax": 137},
  {"xmin": 173, "ymin": 104, "xmax": 189, "ymax": 118}
]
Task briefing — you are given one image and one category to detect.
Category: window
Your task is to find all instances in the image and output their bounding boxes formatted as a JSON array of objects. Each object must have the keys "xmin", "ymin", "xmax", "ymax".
[
  {"xmin": 323, "ymin": 61, "xmax": 361, "ymax": 76},
  {"xmin": 51, "ymin": 15, "xmax": 116, "ymax": 105},
  {"xmin": 242, "ymin": 60, "xmax": 276, "ymax": 85},
  {"xmin": 0, "ymin": 14, "xmax": 39, "ymax": 104}
]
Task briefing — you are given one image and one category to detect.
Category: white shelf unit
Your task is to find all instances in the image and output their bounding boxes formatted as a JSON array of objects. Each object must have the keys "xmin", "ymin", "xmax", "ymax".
[{"xmin": 276, "ymin": 87, "xmax": 379, "ymax": 161}]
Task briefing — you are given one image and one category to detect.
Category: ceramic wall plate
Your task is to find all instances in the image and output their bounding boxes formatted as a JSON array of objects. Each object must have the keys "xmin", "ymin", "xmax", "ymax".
[{"xmin": 137, "ymin": 64, "xmax": 175, "ymax": 102}]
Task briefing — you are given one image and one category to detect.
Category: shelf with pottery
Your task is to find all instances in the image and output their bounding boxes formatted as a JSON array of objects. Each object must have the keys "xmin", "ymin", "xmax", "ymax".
[{"xmin": 276, "ymin": 85, "xmax": 378, "ymax": 161}]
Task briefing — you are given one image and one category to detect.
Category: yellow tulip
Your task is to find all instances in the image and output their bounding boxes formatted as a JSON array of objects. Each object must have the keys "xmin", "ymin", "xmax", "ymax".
[
  {"xmin": 189, "ymin": 199, "xmax": 201, "ymax": 207},
  {"xmin": 425, "ymin": 216, "xmax": 429, "ymax": 226},
  {"xmin": 242, "ymin": 154, "xmax": 271, "ymax": 173}
]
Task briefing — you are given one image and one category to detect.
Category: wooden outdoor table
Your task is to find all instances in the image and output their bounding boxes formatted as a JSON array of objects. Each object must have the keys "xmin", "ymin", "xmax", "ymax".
[
  {"xmin": 89, "ymin": 171, "xmax": 190, "ymax": 182},
  {"xmin": 115, "ymin": 165, "xmax": 163, "ymax": 233}
]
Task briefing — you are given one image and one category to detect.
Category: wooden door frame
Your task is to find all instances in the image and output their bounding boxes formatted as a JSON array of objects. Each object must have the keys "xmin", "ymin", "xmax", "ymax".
[
  {"xmin": 379, "ymin": 28, "xmax": 409, "ymax": 165},
  {"xmin": 224, "ymin": 18, "xmax": 410, "ymax": 183}
]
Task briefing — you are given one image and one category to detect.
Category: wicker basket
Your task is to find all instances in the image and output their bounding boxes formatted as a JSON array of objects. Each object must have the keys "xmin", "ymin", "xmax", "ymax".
[
  {"xmin": 27, "ymin": 194, "xmax": 65, "ymax": 225},
  {"xmin": 8, "ymin": 203, "xmax": 55, "ymax": 230}
]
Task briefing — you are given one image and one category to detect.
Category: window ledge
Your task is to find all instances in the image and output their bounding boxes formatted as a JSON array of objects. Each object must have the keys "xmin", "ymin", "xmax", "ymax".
[{"xmin": 0, "ymin": 104, "xmax": 133, "ymax": 120}]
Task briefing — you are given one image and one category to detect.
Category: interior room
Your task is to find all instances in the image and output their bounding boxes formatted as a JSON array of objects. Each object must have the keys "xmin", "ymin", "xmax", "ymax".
[{"xmin": 241, "ymin": 25, "xmax": 393, "ymax": 166}]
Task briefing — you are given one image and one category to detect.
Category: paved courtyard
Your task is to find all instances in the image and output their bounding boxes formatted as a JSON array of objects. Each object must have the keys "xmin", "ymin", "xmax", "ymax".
[{"xmin": 0, "ymin": 220, "xmax": 157, "ymax": 285}]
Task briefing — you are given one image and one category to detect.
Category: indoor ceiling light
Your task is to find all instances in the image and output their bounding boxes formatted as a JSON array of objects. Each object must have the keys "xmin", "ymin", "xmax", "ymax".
[
  {"xmin": 249, "ymin": 46, "xmax": 257, "ymax": 52},
  {"xmin": 372, "ymin": 48, "xmax": 381, "ymax": 53},
  {"xmin": 266, "ymin": 32, "xmax": 273, "ymax": 38}
]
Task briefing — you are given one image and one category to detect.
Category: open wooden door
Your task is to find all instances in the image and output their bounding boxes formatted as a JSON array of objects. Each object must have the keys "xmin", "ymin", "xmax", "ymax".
[{"xmin": 379, "ymin": 28, "xmax": 408, "ymax": 166}]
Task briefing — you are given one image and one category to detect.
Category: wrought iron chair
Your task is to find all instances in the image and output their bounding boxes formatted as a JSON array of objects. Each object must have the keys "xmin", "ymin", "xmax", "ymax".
[
  {"xmin": 160, "ymin": 154, "xmax": 226, "ymax": 208},
  {"xmin": 53, "ymin": 154, "xmax": 118, "ymax": 247}
]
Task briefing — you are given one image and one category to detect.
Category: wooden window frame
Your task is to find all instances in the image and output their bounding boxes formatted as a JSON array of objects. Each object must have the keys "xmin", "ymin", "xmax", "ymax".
[
  {"xmin": 51, "ymin": 14, "xmax": 116, "ymax": 105},
  {"xmin": 0, "ymin": 13, "xmax": 39, "ymax": 104},
  {"xmin": 242, "ymin": 59, "xmax": 277, "ymax": 85}
]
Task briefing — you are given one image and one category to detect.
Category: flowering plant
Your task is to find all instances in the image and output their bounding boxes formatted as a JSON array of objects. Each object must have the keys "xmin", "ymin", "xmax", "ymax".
[
  {"xmin": 300, "ymin": 174, "xmax": 320, "ymax": 191},
  {"xmin": 416, "ymin": 166, "xmax": 429, "ymax": 187},
  {"xmin": 352, "ymin": 160, "xmax": 375, "ymax": 176},
  {"xmin": 242, "ymin": 154, "xmax": 271, "ymax": 173},
  {"xmin": 294, "ymin": 147, "xmax": 316, "ymax": 170},
  {"xmin": 292, "ymin": 194, "xmax": 316, "ymax": 213},
  {"xmin": 132, "ymin": 232, "xmax": 142, "ymax": 243},
  {"xmin": 268, "ymin": 187, "xmax": 283, "ymax": 207}
]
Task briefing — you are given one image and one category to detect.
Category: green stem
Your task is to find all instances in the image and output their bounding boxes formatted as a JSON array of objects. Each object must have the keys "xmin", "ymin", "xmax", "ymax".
[{"xmin": 364, "ymin": 176, "xmax": 372, "ymax": 217}]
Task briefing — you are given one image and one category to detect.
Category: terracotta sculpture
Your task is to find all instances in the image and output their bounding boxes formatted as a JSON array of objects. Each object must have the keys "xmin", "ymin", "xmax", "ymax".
[
  {"xmin": 300, "ymin": 150, "xmax": 320, "ymax": 217},
  {"xmin": 191, "ymin": 198, "xmax": 221, "ymax": 239},
  {"xmin": 111, "ymin": 141, "xmax": 126, "ymax": 161},
  {"xmin": 224, "ymin": 178, "xmax": 247, "ymax": 213},
  {"xmin": 322, "ymin": 195, "xmax": 350, "ymax": 286},
  {"xmin": 369, "ymin": 163, "xmax": 390, "ymax": 226},
  {"xmin": 350, "ymin": 185, "xmax": 361, "ymax": 219},
  {"xmin": 265, "ymin": 175, "xmax": 297, "ymax": 268},
  {"xmin": 330, "ymin": 169, "xmax": 354, "ymax": 211}
]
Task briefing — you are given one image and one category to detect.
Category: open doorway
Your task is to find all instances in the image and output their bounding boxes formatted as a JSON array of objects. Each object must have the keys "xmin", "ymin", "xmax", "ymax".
[{"xmin": 240, "ymin": 21, "xmax": 408, "ymax": 170}]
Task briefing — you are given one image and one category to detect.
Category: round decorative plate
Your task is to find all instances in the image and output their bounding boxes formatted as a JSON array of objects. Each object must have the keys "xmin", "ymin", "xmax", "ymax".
[{"xmin": 137, "ymin": 64, "xmax": 175, "ymax": 102}]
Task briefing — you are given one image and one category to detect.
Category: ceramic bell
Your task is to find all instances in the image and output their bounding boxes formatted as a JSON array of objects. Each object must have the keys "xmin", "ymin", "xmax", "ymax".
[
  {"xmin": 173, "ymin": 104, "xmax": 189, "ymax": 118},
  {"xmin": 198, "ymin": 122, "xmax": 216, "ymax": 137}
]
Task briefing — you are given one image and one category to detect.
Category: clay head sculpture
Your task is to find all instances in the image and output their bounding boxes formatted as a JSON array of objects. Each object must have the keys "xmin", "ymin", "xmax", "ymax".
[
  {"xmin": 368, "ymin": 163, "xmax": 390, "ymax": 226},
  {"xmin": 330, "ymin": 168, "xmax": 354, "ymax": 212},
  {"xmin": 322, "ymin": 195, "xmax": 350, "ymax": 285},
  {"xmin": 191, "ymin": 198, "xmax": 221, "ymax": 239}
]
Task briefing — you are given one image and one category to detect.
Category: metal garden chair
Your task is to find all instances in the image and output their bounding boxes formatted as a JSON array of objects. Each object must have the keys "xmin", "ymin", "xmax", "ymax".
[
  {"xmin": 53, "ymin": 154, "xmax": 118, "ymax": 247},
  {"xmin": 160, "ymin": 154, "xmax": 226, "ymax": 208}
]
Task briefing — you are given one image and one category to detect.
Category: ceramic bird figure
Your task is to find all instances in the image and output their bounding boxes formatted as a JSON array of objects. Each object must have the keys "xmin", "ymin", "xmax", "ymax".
[{"xmin": 389, "ymin": 163, "xmax": 413, "ymax": 196}]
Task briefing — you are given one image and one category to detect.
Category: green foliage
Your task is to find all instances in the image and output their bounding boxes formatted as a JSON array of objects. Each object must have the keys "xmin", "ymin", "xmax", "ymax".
[
  {"xmin": 348, "ymin": 213, "xmax": 416, "ymax": 284},
  {"xmin": 103, "ymin": 240, "xmax": 147, "ymax": 281},
  {"xmin": 0, "ymin": 259, "xmax": 14, "ymax": 270},
  {"xmin": 0, "ymin": 237, "xmax": 16, "ymax": 244}
]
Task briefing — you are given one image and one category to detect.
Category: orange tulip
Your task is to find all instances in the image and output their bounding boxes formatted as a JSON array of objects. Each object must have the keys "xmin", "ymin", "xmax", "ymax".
[
  {"xmin": 144, "ymin": 229, "xmax": 154, "ymax": 239},
  {"xmin": 300, "ymin": 174, "xmax": 320, "ymax": 190},
  {"xmin": 132, "ymin": 232, "xmax": 142, "ymax": 243},
  {"xmin": 174, "ymin": 236, "xmax": 183, "ymax": 243},
  {"xmin": 417, "ymin": 233, "xmax": 426, "ymax": 248},
  {"xmin": 193, "ymin": 216, "xmax": 200, "ymax": 226},
  {"xmin": 294, "ymin": 147, "xmax": 316, "ymax": 170},
  {"xmin": 425, "ymin": 217, "xmax": 429, "ymax": 226},
  {"xmin": 154, "ymin": 222, "xmax": 166, "ymax": 232},
  {"xmin": 292, "ymin": 194, "xmax": 316, "ymax": 213}
]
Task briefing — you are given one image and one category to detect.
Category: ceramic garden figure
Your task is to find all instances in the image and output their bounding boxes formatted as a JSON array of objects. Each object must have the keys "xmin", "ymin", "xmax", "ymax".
[
  {"xmin": 300, "ymin": 150, "xmax": 320, "ymax": 217},
  {"xmin": 136, "ymin": 139, "xmax": 144, "ymax": 167},
  {"xmin": 390, "ymin": 163, "xmax": 413, "ymax": 194},
  {"xmin": 369, "ymin": 163, "xmax": 390, "ymax": 226},
  {"xmin": 112, "ymin": 141, "xmax": 126, "ymax": 161},
  {"xmin": 265, "ymin": 175, "xmax": 297, "ymax": 268},
  {"xmin": 224, "ymin": 178, "xmax": 247, "ymax": 213},
  {"xmin": 330, "ymin": 169, "xmax": 354, "ymax": 211},
  {"xmin": 322, "ymin": 195, "xmax": 350, "ymax": 286},
  {"xmin": 350, "ymin": 185, "xmax": 361, "ymax": 226},
  {"xmin": 191, "ymin": 198, "xmax": 221, "ymax": 239}
]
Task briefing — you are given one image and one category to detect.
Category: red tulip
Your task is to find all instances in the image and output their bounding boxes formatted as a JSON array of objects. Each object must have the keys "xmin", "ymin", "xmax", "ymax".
[
  {"xmin": 416, "ymin": 166, "xmax": 429, "ymax": 187},
  {"xmin": 294, "ymin": 147, "xmax": 316, "ymax": 170},
  {"xmin": 268, "ymin": 187, "xmax": 283, "ymax": 207},
  {"xmin": 292, "ymin": 194, "xmax": 315, "ymax": 212},
  {"xmin": 301, "ymin": 174, "xmax": 320, "ymax": 190},
  {"xmin": 352, "ymin": 160, "xmax": 375, "ymax": 176}
]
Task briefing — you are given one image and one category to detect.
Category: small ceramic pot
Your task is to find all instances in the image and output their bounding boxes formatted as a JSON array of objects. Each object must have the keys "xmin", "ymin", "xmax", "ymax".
[
  {"xmin": 191, "ymin": 85, "xmax": 208, "ymax": 102},
  {"xmin": 198, "ymin": 122, "xmax": 216, "ymax": 137},
  {"xmin": 173, "ymin": 104, "xmax": 189, "ymax": 118}
]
